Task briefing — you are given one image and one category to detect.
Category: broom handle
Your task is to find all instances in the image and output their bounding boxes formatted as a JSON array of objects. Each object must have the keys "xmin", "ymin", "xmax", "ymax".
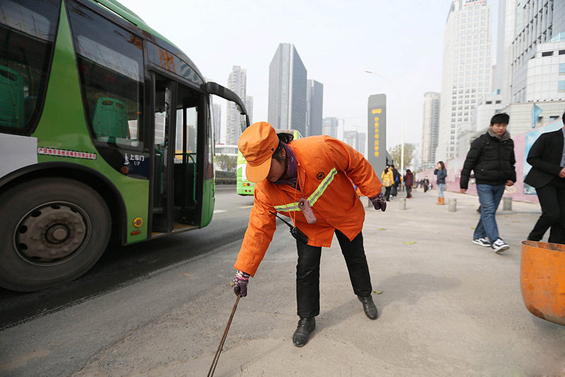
[{"xmin": 207, "ymin": 294, "xmax": 241, "ymax": 377}]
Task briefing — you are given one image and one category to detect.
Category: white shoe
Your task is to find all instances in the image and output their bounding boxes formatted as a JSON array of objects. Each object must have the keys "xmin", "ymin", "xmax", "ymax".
[
  {"xmin": 492, "ymin": 238, "xmax": 509, "ymax": 253},
  {"xmin": 472, "ymin": 237, "xmax": 490, "ymax": 247}
]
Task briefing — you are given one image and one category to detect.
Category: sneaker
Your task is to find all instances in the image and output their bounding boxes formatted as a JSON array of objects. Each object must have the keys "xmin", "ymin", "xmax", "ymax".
[
  {"xmin": 472, "ymin": 237, "xmax": 490, "ymax": 247},
  {"xmin": 492, "ymin": 238, "xmax": 509, "ymax": 253}
]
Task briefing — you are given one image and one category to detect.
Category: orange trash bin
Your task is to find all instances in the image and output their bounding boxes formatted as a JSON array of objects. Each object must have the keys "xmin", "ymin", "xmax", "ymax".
[{"xmin": 520, "ymin": 240, "xmax": 565, "ymax": 326}]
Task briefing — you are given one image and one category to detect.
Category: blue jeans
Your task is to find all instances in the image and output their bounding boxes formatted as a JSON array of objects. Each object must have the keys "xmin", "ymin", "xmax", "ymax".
[
  {"xmin": 438, "ymin": 183, "xmax": 445, "ymax": 198},
  {"xmin": 474, "ymin": 184, "xmax": 505, "ymax": 244}
]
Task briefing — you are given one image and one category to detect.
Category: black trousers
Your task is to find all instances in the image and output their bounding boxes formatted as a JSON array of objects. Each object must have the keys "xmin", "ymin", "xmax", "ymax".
[
  {"xmin": 528, "ymin": 178, "xmax": 565, "ymax": 244},
  {"xmin": 384, "ymin": 186, "xmax": 392, "ymax": 201},
  {"xmin": 295, "ymin": 230, "xmax": 373, "ymax": 318}
]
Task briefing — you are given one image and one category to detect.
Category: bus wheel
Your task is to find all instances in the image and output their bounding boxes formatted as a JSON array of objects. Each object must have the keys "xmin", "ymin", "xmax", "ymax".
[{"xmin": 0, "ymin": 178, "xmax": 112, "ymax": 292}]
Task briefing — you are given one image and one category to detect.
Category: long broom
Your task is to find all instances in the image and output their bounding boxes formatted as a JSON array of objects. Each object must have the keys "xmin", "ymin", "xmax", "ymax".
[{"xmin": 207, "ymin": 294, "xmax": 241, "ymax": 377}]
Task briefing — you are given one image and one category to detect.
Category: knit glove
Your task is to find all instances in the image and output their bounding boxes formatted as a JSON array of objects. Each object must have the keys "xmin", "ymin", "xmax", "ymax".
[
  {"xmin": 233, "ymin": 270, "xmax": 251, "ymax": 297},
  {"xmin": 370, "ymin": 192, "xmax": 387, "ymax": 212}
]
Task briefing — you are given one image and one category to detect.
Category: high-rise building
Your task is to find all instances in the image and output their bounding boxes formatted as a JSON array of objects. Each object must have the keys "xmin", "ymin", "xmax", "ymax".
[
  {"xmin": 343, "ymin": 130, "xmax": 366, "ymax": 155},
  {"xmin": 493, "ymin": 0, "xmax": 516, "ymax": 108},
  {"xmin": 358, "ymin": 132, "xmax": 366, "ymax": 156},
  {"xmin": 486, "ymin": 0, "xmax": 565, "ymax": 135},
  {"xmin": 421, "ymin": 92, "xmax": 440, "ymax": 169},
  {"xmin": 437, "ymin": 0, "xmax": 493, "ymax": 161},
  {"xmin": 226, "ymin": 66, "xmax": 247, "ymax": 145},
  {"xmin": 212, "ymin": 103, "xmax": 221, "ymax": 144},
  {"xmin": 246, "ymin": 95, "xmax": 254, "ymax": 124},
  {"xmin": 322, "ymin": 117, "xmax": 339, "ymax": 138},
  {"xmin": 509, "ymin": 0, "xmax": 565, "ymax": 103},
  {"xmin": 307, "ymin": 79, "xmax": 324, "ymax": 136},
  {"xmin": 268, "ymin": 43, "xmax": 308, "ymax": 135},
  {"xmin": 343, "ymin": 130, "xmax": 359, "ymax": 152}
]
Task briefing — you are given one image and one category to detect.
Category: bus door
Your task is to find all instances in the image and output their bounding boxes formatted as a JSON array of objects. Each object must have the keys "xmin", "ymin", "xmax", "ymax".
[
  {"xmin": 152, "ymin": 74, "xmax": 203, "ymax": 233},
  {"xmin": 152, "ymin": 75, "xmax": 175, "ymax": 233},
  {"xmin": 172, "ymin": 85, "xmax": 203, "ymax": 227}
]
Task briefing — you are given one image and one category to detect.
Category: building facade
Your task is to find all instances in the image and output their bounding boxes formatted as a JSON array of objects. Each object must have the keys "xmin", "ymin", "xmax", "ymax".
[
  {"xmin": 510, "ymin": 0, "xmax": 565, "ymax": 103},
  {"xmin": 268, "ymin": 43, "xmax": 308, "ymax": 135},
  {"xmin": 437, "ymin": 0, "xmax": 493, "ymax": 161},
  {"xmin": 486, "ymin": 0, "xmax": 565, "ymax": 136}
]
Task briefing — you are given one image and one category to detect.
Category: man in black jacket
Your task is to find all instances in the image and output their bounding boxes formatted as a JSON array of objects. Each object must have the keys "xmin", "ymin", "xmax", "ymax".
[
  {"xmin": 460, "ymin": 113, "xmax": 516, "ymax": 253},
  {"xmin": 524, "ymin": 112, "xmax": 565, "ymax": 244}
]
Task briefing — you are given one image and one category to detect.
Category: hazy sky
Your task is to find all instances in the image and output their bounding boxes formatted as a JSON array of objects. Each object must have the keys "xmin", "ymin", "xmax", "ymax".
[{"xmin": 118, "ymin": 0, "xmax": 497, "ymax": 148}]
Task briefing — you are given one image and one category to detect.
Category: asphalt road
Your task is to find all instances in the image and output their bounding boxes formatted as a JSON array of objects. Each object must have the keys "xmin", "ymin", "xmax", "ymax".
[{"xmin": 0, "ymin": 186, "xmax": 252, "ymax": 331}]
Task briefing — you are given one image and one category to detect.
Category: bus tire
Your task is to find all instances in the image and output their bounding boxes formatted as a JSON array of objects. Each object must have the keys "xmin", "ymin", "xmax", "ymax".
[{"xmin": 0, "ymin": 177, "xmax": 112, "ymax": 292}]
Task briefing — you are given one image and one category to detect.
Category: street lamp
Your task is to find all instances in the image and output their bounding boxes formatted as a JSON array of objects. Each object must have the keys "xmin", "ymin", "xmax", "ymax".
[{"xmin": 365, "ymin": 70, "xmax": 405, "ymax": 174}]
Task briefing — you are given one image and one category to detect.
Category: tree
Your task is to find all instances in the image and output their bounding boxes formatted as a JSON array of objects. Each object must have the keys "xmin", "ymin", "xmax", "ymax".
[
  {"xmin": 215, "ymin": 154, "xmax": 237, "ymax": 172},
  {"xmin": 390, "ymin": 143, "xmax": 416, "ymax": 171}
]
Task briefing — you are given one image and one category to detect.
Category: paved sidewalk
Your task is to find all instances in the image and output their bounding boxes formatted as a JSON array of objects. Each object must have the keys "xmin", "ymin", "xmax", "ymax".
[
  {"xmin": 3, "ymin": 189, "xmax": 565, "ymax": 377},
  {"xmin": 197, "ymin": 190, "xmax": 564, "ymax": 377}
]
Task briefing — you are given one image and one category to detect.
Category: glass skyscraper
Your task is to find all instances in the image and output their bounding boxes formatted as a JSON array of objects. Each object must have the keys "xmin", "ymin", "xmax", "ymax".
[
  {"xmin": 268, "ymin": 43, "xmax": 308, "ymax": 135},
  {"xmin": 437, "ymin": 0, "xmax": 493, "ymax": 161}
]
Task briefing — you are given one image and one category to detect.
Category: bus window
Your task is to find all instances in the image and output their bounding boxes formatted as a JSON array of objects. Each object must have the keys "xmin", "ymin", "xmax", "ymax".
[
  {"xmin": 68, "ymin": 0, "xmax": 144, "ymax": 149},
  {"xmin": 0, "ymin": 0, "xmax": 60, "ymax": 133}
]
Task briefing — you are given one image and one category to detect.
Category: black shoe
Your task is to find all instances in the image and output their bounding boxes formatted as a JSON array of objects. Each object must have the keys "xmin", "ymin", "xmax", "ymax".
[
  {"xmin": 292, "ymin": 317, "xmax": 316, "ymax": 347},
  {"xmin": 358, "ymin": 295, "xmax": 378, "ymax": 320}
]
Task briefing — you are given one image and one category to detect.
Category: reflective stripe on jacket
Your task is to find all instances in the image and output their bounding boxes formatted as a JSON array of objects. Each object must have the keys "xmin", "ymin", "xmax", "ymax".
[{"xmin": 234, "ymin": 136, "xmax": 383, "ymax": 276}]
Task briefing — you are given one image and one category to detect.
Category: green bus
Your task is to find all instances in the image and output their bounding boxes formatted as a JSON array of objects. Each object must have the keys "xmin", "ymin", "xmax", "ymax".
[
  {"xmin": 0, "ymin": 0, "xmax": 249, "ymax": 291},
  {"xmin": 236, "ymin": 129, "xmax": 302, "ymax": 196},
  {"xmin": 236, "ymin": 150, "xmax": 255, "ymax": 196}
]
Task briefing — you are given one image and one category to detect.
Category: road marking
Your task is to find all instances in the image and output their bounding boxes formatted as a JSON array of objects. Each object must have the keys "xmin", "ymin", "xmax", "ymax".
[
  {"xmin": 214, "ymin": 210, "xmax": 227, "ymax": 214},
  {"xmin": 238, "ymin": 205, "xmax": 253, "ymax": 209}
]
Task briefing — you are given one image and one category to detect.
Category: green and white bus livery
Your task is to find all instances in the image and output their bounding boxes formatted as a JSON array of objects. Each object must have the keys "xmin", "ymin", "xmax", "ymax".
[{"xmin": 0, "ymin": 0, "xmax": 249, "ymax": 291}]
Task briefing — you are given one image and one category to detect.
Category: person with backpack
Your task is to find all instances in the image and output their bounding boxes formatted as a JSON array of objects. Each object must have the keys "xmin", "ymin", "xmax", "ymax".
[{"xmin": 391, "ymin": 165, "xmax": 401, "ymax": 198}]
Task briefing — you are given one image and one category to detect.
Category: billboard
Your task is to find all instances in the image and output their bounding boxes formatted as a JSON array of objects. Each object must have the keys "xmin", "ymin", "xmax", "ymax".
[{"xmin": 368, "ymin": 94, "xmax": 387, "ymax": 177}]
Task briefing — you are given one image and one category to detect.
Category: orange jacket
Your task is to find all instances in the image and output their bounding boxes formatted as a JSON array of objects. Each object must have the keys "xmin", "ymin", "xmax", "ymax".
[{"xmin": 234, "ymin": 136, "xmax": 383, "ymax": 276}]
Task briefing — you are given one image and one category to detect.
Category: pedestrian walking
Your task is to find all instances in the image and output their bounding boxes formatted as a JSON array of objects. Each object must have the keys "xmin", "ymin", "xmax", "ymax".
[
  {"xmin": 391, "ymin": 165, "xmax": 401, "ymax": 198},
  {"xmin": 434, "ymin": 161, "xmax": 447, "ymax": 205},
  {"xmin": 381, "ymin": 166, "xmax": 394, "ymax": 201},
  {"xmin": 524, "ymin": 111, "xmax": 565, "ymax": 244},
  {"xmin": 231, "ymin": 122, "xmax": 387, "ymax": 348},
  {"xmin": 404, "ymin": 169, "xmax": 414, "ymax": 198},
  {"xmin": 460, "ymin": 113, "xmax": 516, "ymax": 253}
]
